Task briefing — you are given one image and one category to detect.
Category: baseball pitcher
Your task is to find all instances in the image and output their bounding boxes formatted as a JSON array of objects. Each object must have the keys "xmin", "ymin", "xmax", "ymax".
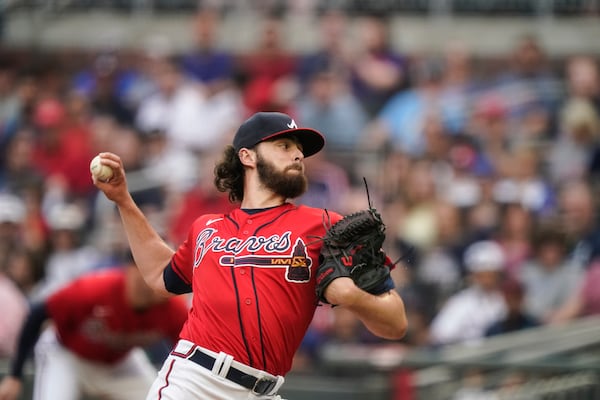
[{"xmin": 91, "ymin": 112, "xmax": 407, "ymax": 399}]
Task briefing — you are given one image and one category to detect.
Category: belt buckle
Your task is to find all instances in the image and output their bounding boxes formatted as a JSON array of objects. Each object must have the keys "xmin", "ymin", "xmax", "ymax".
[{"xmin": 252, "ymin": 377, "xmax": 276, "ymax": 395}]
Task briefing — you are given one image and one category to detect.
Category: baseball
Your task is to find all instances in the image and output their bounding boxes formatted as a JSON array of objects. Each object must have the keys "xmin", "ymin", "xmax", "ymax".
[{"xmin": 90, "ymin": 155, "xmax": 114, "ymax": 181}]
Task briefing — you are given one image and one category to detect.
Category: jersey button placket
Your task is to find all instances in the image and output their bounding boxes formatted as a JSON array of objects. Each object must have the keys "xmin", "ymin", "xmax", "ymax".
[
  {"xmin": 243, "ymin": 219, "xmax": 252, "ymax": 234},
  {"xmin": 245, "ymin": 298, "xmax": 252, "ymax": 305}
]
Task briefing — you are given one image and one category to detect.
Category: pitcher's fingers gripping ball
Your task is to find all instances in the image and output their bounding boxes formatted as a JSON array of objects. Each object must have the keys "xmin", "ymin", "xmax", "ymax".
[
  {"xmin": 90, "ymin": 154, "xmax": 114, "ymax": 182},
  {"xmin": 315, "ymin": 189, "xmax": 392, "ymax": 304}
]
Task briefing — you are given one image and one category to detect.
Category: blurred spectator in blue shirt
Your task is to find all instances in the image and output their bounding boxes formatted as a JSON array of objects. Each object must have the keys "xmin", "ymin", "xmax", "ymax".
[
  {"xmin": 72, "ymin": 49, "xmax": 147, "ymax": 126},
  {"xmin": 519, "ymin": 220, "xmax": 584, "ymax": 323},
  {"xmin": 296, "ymin": 150, "xmax": 351, "ymax": 212},
  {"xmin": 547, "ymin": 98, "xmax": 600, "ymax": 185},
  {"xmin": 349, "ymin": 13, "xmax": 409, "ymax": 117},
  {"xmin": 436, "ymin": 40, "xmax": 480, "ymax": 136},
  {"xmin": 179, "ymin": 7, "xmax": 235, "ymax": 95},
  {"xmin": 493, "ymin": 34, "xmax": 563, "ymax": 127},
  {"xmin": 297, "ymin": 7, "xmax": 352, "ymax": 87},
  {"xmin": 557, "ymin": 179, "xmax": 600, "ymax": 270},
  {"xmin": 0, "ymin": 70, "xmax": 38, "ymax": 165},
  {"xmin": 0, "ymin": 62, "xmax": 19, "ymax": 151},
  {"xmin": 295, "ymin": 60, "xmax": 368, "ymax": 154},
  {"xmin": 361, "ymin": 54, "xmax": 478, "ymax": 157}
]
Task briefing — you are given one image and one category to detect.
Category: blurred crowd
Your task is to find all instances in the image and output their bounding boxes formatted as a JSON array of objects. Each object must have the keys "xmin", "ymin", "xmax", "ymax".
[{"xmin": 1, "ymin": 6, "xmax": 600, "ymax": 372}]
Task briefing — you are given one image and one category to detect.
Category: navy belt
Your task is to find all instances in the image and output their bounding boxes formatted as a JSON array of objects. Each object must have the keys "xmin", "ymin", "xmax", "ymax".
[{"xmin": 185, "ymin": 349, "xmax": 277, "ymax": 396}]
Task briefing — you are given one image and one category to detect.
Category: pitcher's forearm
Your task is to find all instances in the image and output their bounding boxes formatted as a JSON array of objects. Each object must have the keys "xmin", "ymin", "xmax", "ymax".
[
  {"xmin": 116, "ymin": 196, "xmax": 175, "ymax": 294},
  {"xmin": 91, "ymin": 152, "xmax": 175, "ymax": 294},
  {"xmin": 347, "ymin": 290, "xmax": 407, "ymax": 340},
  {"xmin": 327, "ymin": 278, "xmax": 407, "ymax": 340}
]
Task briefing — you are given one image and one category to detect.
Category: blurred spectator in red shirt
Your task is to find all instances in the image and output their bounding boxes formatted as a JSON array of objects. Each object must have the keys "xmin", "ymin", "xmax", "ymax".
[
  {"xmin": 236, "ymin": 14, "xmax": 298, "ymax": 115},
  {"xmin": 30, "ymin": 97, "xmax": 96, "ymax": 199}
]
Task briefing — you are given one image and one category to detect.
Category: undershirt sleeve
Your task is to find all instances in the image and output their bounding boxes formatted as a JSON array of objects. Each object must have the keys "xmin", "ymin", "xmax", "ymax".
[
  {"xmin": 10, "ymin": 303, "xmax": 48, "ymax": 379},
  {"xmin": 369, "ymin": 275, "xmax": 396, "ymax": 295},
  {"xmin": 163, "ymin": 261, "xmax": 192, "ymax": 294}
]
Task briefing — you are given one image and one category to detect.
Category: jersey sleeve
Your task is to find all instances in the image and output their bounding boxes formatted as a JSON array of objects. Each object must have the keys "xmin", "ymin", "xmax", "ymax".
[
  {"xmin": 168, "ymin": 229, "xmax": 196, "ymax": 288},
  {"xmin": 368, "ymin": 275, "xmax": 396, "ymax": 295},
  {"xmin": 167, "ymin": 213, "xmax": 224, "ymax": 294},
  {"xmin": 163, "ymin": 263, "xmax": 192, "ymax": 294}
]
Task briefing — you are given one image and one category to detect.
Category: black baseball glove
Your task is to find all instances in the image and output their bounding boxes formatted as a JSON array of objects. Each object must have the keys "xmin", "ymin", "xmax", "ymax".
[{"xmin": 315, "ymin": 207, "xmax": 391, "ymax": 304}]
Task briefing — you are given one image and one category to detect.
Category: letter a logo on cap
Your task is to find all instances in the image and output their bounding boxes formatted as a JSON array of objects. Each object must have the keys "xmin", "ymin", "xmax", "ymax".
[{"xmin": 287, "ymin": 119, "xmax": 298, "ymax": 129}]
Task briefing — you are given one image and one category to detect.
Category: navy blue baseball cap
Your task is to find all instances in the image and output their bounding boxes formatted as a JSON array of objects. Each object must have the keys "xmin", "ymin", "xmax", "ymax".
[{"xmin": 233, "ymin": 112, "xmax": 325, "ymax": 157}]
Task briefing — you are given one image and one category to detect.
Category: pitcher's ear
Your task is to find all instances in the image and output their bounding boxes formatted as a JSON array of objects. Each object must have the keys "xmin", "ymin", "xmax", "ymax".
[{"xmin": 238, "ymin": 147, "xmax": 256, "ymax": 167}]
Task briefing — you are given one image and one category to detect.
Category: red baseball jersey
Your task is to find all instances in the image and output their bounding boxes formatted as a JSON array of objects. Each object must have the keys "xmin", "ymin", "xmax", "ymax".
[
  {"xmin": 171, "ymin": 204, "xmax": 342, "ymax": 376},
  {"xmin": 45, "ymin": 268, "xmax": 189, "ymax": 364}
]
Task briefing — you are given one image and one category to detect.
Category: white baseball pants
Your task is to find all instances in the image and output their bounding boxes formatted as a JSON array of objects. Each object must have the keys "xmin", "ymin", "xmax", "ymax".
[
  {"xmin": 33, "ymin": 328, "xmax": 157, "ymax": 400},
  {"xmin": 145, "ymin": 340, "xmax": 286, "ymax": 400}
]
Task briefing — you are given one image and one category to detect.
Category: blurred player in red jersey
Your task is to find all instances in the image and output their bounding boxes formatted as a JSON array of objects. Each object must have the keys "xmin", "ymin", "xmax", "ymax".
[
  {"xmin": 0, "ymin": 259, "xmax": 188, "ymax": 400},
  {"xmin": 92, "ymin": 112, "xmax": 407, "ymax": 399}
]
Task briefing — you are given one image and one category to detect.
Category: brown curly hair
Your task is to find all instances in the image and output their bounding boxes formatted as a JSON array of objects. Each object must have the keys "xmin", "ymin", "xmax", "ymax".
[{"xmin": 214, "ymin": 145, "xmax": 245, "ymax": 203}]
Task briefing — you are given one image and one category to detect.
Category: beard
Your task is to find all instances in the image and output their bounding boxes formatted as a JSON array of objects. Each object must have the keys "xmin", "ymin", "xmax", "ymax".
[{"xmin": 256, "ymin": 152, "xmax": 307, "ymax": 199}]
